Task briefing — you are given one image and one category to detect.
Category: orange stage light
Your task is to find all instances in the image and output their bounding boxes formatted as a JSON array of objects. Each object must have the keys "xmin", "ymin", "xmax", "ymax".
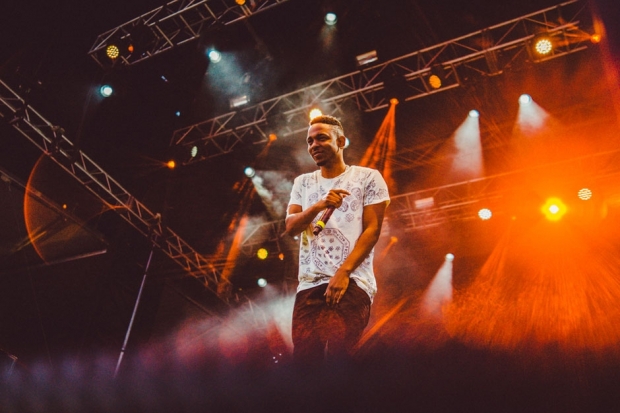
[{"xmin": 541, "ymin": 197, "xmax": 567, "ymax": 221}]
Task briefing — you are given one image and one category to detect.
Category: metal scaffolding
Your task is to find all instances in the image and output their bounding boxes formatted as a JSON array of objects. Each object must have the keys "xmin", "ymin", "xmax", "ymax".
[
  {"xmin": 87, "ymin": 0, "xmax": 292, "ymax": 67},
  {"xmin": 170, "ymin": 0, "xmax": 591, "ymax": 164},
  {"xmin": 236, "ymin": 148, "xmax": 620, "ymax": 256},
  {"xmin": 0, "ymin": 78, "xmax": 221, "ymax": 292}
]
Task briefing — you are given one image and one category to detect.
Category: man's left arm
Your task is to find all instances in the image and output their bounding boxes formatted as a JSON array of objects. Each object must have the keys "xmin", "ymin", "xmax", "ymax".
[{"xmin": 324, "ymin": 201, "xmax": 389, "ymax": 305}]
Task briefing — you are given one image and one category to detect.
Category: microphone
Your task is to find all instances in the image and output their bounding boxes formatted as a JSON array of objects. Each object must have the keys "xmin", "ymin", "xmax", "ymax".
[{"xmin": 312, "ymin": 207, "xmax": 335, "ymax": 235}]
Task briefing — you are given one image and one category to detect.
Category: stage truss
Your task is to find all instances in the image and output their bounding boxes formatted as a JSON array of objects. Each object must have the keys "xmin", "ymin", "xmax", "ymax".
[
  {"xmin": 0, "ymin": 79, "xmax": 222, "ymax": 292},
  {"xmin": 87, "ymin": 0, "xmax": 292, "ymax": 67},
  {"xmin": 169, "ymin": 0, "xmax": 592, "ymax": 164}
]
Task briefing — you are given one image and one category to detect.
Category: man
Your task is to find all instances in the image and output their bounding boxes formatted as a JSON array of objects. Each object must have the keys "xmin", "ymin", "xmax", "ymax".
[{"xmin": 285, "ymin": 115, "xmax": 390, "ymax": 365}]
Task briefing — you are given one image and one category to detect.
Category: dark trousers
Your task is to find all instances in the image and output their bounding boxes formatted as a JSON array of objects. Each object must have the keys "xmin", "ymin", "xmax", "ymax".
[{"xmin": 292, "ymin": 281, "xmax": 371, "ymax": 365}]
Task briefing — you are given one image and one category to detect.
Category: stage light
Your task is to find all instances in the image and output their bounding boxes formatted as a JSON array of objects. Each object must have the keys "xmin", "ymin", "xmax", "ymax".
[
  {"xmin": 428, "ymin": 75, "xmax": 442, "ymax": 89},
  {"xmin": 533, "ymin": 35, "xmax": 553, "ymax": 56},
  {"xmin": 478, "ymin": 208, "xmax": 492, "ymax": 220},
  {"xmin": 257, "ymin": 278, "xmax": 267, "ymax": 287},
  {"xmin": 244, "ymin": 166, "xmax": 256, "ymax": 178},
  {"xmin": 309, "ymin": 108, "xmax": 322, "ymax": 120},
  {"xmin": 257, "ymin": 248, "xmax": 268, "ymax": 260},
  {"xmin": 190, "ymin": 146, "xmax": 198, "ymax": 158},
  {"xmin": 278, "ymin": 252, "xmax": 284, "ymax": 260},
  {"xmin": 591, "ymin": 34, "xmax": 602, "ymax": 44},
  {"xmin": 268, "ymin": 133, "xmax": 277, "ymax": 142},
  {"xmin": 106, "ymin": 44, "xmax": 120, "ymax": 60},
  {"xmin": 235, "ymin": 0, "xmax": 246, "ymax": 5},
  {"xmin": 445, "ymin": 253, "xmax": 455, "ymax": 262},
  {"xmin": 468, "ymin": 109, "xmax": 480, "ymax": 118},
  {"xmin": 324, "ymin": 12, "xmax": 337, "ymax": 26},
  {"xmin": 541, "ymin": 197, "xmax": 567, "ymax": 221},
  {"xmin": 208, "ymin": 49, "xmax": 222, "ymax": 63},
  {"xmin": 167, "ymin": 160, "xmax": 176, "ymax": 170},
  {"xmin": 415, "ymin": 197, "xmax": 434, "ymax": 209},
  {"xmin": 390, "ymin": 98, "xmax": 399, "ymax": 105},
  {"xmin": 229, "ymin": 95, "xmax": 249, "ymax": 109},
  {"xmin": 519, "ymin": 94, "xmax": 532, "ymax": 105},
  {"xmin": 578, "ymin": 188, "xmax": 592, "ymax": 201},
  {"xmin": 99, "ymin": 85, "xmax": 113, "ymax": 97},
  {"xmin": 356, "ymin": 50, "xmax": 378, "ymax": 67},
  {"xmin": 175, "ymin": 111, "xmax": 181, "ymax": 117}
]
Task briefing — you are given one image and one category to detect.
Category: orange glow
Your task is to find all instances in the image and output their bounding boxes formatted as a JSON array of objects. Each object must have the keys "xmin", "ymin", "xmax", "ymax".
[
  {"xmin": 429, "ymin": 74, "xmax": 442, "ymax": 89},
  {"xmin": 309, "ymin": 108, "xmax": 322, "ymax": 120},
  {"xmin": 167, "ymin": 160, "xmax": 176, "ymax": 169},
  {"xmin": 389, "ymin": 98, "xmax": 399, "ymax": 105},
  {"xmin": 268, "ymin": 133, "xmax": 277, "ymax": 142},
  {"xmin": 257, "ymin": 248, "xmax": 268, "ymax": 259},
  {"xmin": 445, "ymin": 221, "xmax": 620, "ymax": 353},
  {"xmin": 541, "ymin": 197, "xmax": 567, "ymax": 221},
  {"xmin": 578, "ymin": 188, "xmax": 592, "ymax": 200},
  {"xmin": 591, "ymin": 33, "xmax": 601, "ymax": 43},
  {"xmin": 359, "ymin": 99, "xmax": 397, "ymax": 194}
]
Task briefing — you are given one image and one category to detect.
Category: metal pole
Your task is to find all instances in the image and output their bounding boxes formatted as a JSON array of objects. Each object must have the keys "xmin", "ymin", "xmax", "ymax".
[{"xmin": 114, "ymin": 239, "xmax": 156, "ymax": 378}]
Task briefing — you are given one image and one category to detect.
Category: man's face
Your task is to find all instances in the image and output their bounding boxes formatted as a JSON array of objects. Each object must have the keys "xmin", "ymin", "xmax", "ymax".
[{"xmin": 306, "ymin": 123, "xmax": 342, "ymax": 167}]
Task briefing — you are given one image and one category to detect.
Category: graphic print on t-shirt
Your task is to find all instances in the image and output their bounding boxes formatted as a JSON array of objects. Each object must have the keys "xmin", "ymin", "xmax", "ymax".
[{"xmin": 311, "ymin": 228, "xmax": 350, "ymax": 273}]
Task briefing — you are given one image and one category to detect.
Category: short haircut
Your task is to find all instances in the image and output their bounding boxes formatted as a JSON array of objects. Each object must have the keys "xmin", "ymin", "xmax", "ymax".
[{"xmin": 309, "ymin": 115, "xmax": 344, "ymax": 136}]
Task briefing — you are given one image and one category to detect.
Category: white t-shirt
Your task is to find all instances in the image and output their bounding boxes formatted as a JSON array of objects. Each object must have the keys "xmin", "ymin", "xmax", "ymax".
[{"xmin": 288, "ymin": 165, "xmax": 390, "ymax": 301}]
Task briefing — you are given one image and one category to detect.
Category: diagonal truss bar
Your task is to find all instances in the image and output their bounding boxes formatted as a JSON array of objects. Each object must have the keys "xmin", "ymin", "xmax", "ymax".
[
  {"xmin": 171, "ymin": 0, "xmax": 591, "ymax": 164},
  {"xmin": 235, "ymin": 148, "xmax": 620, "ymax": 255},
  {"xmin": 0, "ymin": 78, "xmax": 222, "ymax": 293},
  {"xmin": 88, "ymin": 0, "xmax": 292, "ymax": 67}
]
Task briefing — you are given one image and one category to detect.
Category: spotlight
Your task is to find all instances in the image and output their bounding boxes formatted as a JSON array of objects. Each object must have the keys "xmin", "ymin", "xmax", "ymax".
[
  {"xmin": 445, "ymin": 253, "xmax": 455, "ymax": 262},
  {"xmin": 428, "ymin": 65, "xmax": 446, "ymax": 90},
  {"xmin": 578, "ymin": 188, "xmax": 592, "ymax": 201},
  {"xmin": 468, "ymin": 109, "xmax": 480, "ymax": 118},
  {"xmin": 244, "ymin": 166, "xmax": 256, "ymax": 178},
  {"xmin": 208, "ymin": 49, "xmax": 222, "ymax": 63},
  {"xmin": 519, "ymin": 94, "xmax": 532, "ymax": 105},
  {"xmin": 167, "ymin": 160, "xmax": 176, "ymax": 170},
  {"xmin": 99, "ymin": 85, "xmax": 113, "ymax": 97},
  {"xmin": 257, "ymin": 248, "xmax": 268, "ymax": 260},
  {"xmin": 106, "ymin": 44, "xmax": 120, "ymax": 60},
  {"xmin": 309, "ymin": 108, "xmax": 323, "ymax": 120},
  {"xmin": 324, "ymin": 12, "xmax": 337, "ymax": 26},
  {"xmin": 190, "ymin": 145, "xmax": 199, "ymax": 158},
  {"xmin": 229, "ymin": 95, "xmax": 249, "ymax": 109},
  {"xmin": 414, "ymin": 197, "xmax": 434, "ymax": 209},
  {"xmin": 268, "ymin": 133, "xmax": 277, "ymax": 142},
  {"xmin": 278, "ymin": 252, "xmax": 284, "ymax": 260},
  {"xmin": 533, "ymin": 35, "xmax": 553, "ymax": 56},
  {"xmin": 257, "ymin": 278, "xmax": 267, "ymax": 287},
  {"xmin": 235, "ymin": 0, "xmax": 246, "ymax": 4},
  {"xmin": 390, "ymin": 98, "xmax": 399, "ymax": 105},
  {"xmin": 478, "ymin": 208, "xmax": 492, "ymax": 220},
  {"xmin": 356, "ymin": 50, "xmax": 378, "ymax": 67},
  {"xmin": 541, "ymin": 197, "xmax": 567, "ymax": 221},
  {"xmin": 591, "ymin": 34, "xmax": 602, "ymax": 44}
]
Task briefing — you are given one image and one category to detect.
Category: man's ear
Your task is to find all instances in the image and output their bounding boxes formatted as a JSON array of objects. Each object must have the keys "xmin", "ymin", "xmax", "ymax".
[{"xmin": 337, "ymin": 135, "xmax": 346, "ymax": 148}]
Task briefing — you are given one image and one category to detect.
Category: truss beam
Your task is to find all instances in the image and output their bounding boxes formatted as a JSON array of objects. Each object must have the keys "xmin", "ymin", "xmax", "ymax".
[
  {"xmin": 171, "ymin": 0, "xmax": 590, "ymax": 164},
  {"xmin": 0, "ymin": 78, "xmax": 222, "ymax": 293},
  {"xmin": 235, "ymin": 149, "xmax": 620, "ymax": 256},
  {"xmin": 88, "ymin": 0, "xmax": 291, "ymax": 67}
]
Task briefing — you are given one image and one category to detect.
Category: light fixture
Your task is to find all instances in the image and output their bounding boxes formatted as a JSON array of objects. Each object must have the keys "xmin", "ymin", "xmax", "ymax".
[
  {"xmin": 428, "ymin": 65, "xmax": 446, "ymax": 90},
  {"xmin": 99, "ymin": 85, "xmax": 113, "ymax": 97},
  {"xmin": 468, "ymin": 109, "xmax": 480, "ymax": 118},
  {"xmin": 229, "ymin": 95, "xmax": 249, "ymax": 109},
  {"xmin": 519, "ymin": 94, "xmax": 532, "ymax": 105},
  {"xmin": 541, "ymin": 197, "xmax": 567, "ymax": 221},
  {"xmin": 257, "ymin": 278, "xmax": 267, "ymax": 287},
  {"xmin": 578, "ymin": 188, "xmax": 592, "ymax": 201},
  {"xmin": 478, "ymin": 208, "xmax": 492, "ymax": 220},
  {"xmin": 257, "ymin": 248, "xmax": 268, "ymax": 259},
  {"xmin": 309, "ymin": 108, "xmax": 323, "ymax": 120},
  {"xmin": 106, "ymin": 44, "xmax": 120, "ymax": 60},
  {"xmin": 414, "ymin": 197, "xmax": 434, "ymax": 209},
  {"xmin": 356, "ymin": 50, "xmax": 378, "ymax": 67},
  {"xmin": 207, "ymin": 49, "xmax": 222, "ymax": 63},
  {"xmin": 445, "ymin": 253, "xmax": 455, "ymax": 262},
  {"xmin": 244, "ymin": 166, "xmax": 256, "ymax": 178},
  {"xmin": 532, "ymin": 34, "xmax": 553, "ymax": 56},
  {"xmin": 324, "ymin": 12, "xmax": 337, "ymax": 26},
  {"xmin": 190, "ymin": 145, "xmax": 199, "ymax": 158}
]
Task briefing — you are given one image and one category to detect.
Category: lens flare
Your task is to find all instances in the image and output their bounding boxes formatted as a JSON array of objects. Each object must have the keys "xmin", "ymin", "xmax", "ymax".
[
  {"xmin": 578, "ymin": 188, "xmax": 592, "ymax": 201},
  {"xmin": 541, "ymin": 197, "xmax": 567, "ymax": 221}
]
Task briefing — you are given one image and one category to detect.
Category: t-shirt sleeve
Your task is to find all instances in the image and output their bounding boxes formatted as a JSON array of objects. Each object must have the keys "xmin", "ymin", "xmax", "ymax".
[
  {"xmin": 363, "ymin": 169, "xmax": 390, "ymax": 207},
  {"xmin": 288, "ymin": 176, "xmax": 303, "ymax": 209}
]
